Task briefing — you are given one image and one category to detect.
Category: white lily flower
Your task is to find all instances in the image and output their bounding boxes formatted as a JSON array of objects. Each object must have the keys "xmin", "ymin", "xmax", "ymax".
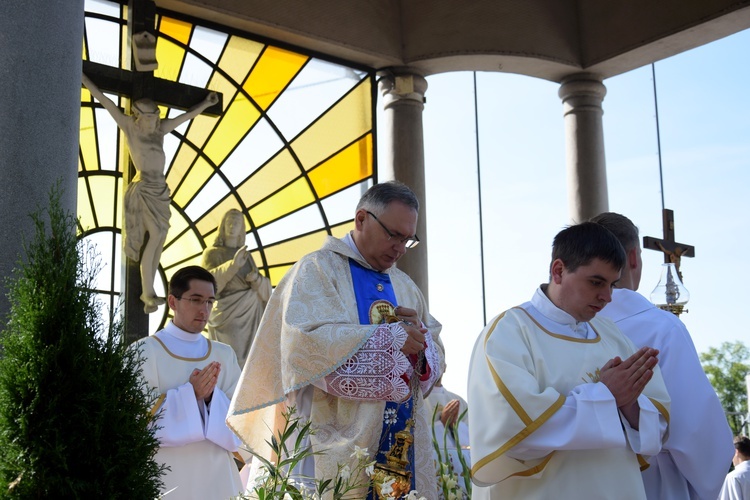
[{"xmin": 350, "ymin": 445, "xmax": 369, "ymax": 460}]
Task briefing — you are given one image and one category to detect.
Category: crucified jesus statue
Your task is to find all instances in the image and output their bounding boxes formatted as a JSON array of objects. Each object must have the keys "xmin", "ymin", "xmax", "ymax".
[{"xmin": 82, "ymin": 72, "xmax": 219, "ymax": 313}]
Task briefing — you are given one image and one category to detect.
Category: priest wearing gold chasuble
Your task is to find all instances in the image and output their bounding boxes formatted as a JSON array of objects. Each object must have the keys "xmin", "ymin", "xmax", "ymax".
[
  {"xmin": 468, "ymin": 222, "xmax": 670, "ymax": 500},
  {"xmin": 228, "ymin": 182, "xmax": 444, "ymax": 499}
]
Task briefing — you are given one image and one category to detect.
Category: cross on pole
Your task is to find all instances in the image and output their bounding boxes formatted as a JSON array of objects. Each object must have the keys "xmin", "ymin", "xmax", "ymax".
[
  {"xmin": 83, "ymin": 0, "xmax": 221, "ymax": 343},
  {"xmin": 642, "ymin": 208, "xmax": 695, "ymax": 279}
]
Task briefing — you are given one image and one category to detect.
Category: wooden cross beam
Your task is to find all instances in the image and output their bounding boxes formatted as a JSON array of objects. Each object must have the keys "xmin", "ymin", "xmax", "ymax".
[{"xmin": 642, "ymin": 208, "xmax": 695, "ymax": 278}]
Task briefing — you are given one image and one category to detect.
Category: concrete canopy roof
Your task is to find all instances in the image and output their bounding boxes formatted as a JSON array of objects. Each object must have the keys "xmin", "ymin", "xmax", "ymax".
[{"xmin": 160, "ymin": 0, "xmax": 750, "ymax": 81}]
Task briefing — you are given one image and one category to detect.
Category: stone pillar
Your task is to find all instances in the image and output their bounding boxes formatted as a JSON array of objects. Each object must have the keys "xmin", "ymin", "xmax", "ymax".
[
  {"xmin": 558, "ymin": 73, "xmax": 609, "ymax": 223},
  {"xmin": 0, "ymin": 1, "xmax": 84, "ymax": 320},
  {"xmin": 378, "ymin": 69, "xmax": 429, "ymax": 303}
]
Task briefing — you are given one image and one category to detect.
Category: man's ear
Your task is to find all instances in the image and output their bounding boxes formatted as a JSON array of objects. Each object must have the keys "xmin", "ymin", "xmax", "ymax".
[
  {"xmin": 167, "ymin": 294, "xmax": 177, "ymax": 311},
  {"xmin": 550, "ymin": 258, "xmax": 565, "ymax": 284},
  {"xmin": 354, "ymin": 209, "xmax": 367, "ymax": 230},
  {"xmin": 628, "ymin": 246, "xmax": 639, "ymax": 269}
]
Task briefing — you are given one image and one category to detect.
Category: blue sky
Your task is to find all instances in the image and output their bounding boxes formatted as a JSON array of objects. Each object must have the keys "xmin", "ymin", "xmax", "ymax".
[{"xmin": 401, "ymin": 28, "xmax": 750, "ymax": 399}]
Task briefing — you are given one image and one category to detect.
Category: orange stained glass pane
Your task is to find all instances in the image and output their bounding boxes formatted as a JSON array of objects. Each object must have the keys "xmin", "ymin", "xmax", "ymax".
[
  {"xmin": 165, "ymin": 205, "xmax": 190, "ymax": 245},
  {"xmin": 160, "ymin": 16, "xmax": 192, "ymax": 45},
  {"xmin": 308, "ymin": 134, "xmax": 372, "ymax": 198},
  {"xmin": 172, "ymin": 155, "xmax": 214, "ymax": 207},
  {"xmin": 155, "ymin": 37, "xmax": 187, "ymax": 83},
  {"xmin": 89, "ymin": 175, "xmax": 119, "ymax": 228},
  {"xmin": 250, "ymin": 177, "xmax": 315, "ymax": 227},
  {"xmin": 291, "ymin": 78, "xmax": 372, "ymax": 170},
  {"xmin": 243, "ymin": 47, "xmax": 308, "ymax": 111},
  {"xmin": 201, "ymin": 93, "xmax": 260, "ymax": 165},
  {"xmin": 268, "ymin": 264, "xmax": 293, "ymax": 287},
  {"xmin": 194, "ymin": 196, "xmax": 243, "ymax": 236},
  {"xmin": 160, "ymin": 228, "xmax": 203, "ymax": 268},
  {"xmin": 237, "ymin": 149, "xmax": 299, "ymax": 207},
  {"xmin": 165, "ymin": 147, "xmax": 198, "ymax": 192},
  {"xmin": 220, "ymin": 36, "xmax": 263, "ymax": 87},
  {"xmin": 77, "ymin": 178, "xmax": 95, "ymax": 231},
  {"xmin": 261, "ymin": 230, "xmax": 328, "ymax": 266},
  {"xmin": 79, "ymin": 105, "xmax": 99, "ymax": 171}
]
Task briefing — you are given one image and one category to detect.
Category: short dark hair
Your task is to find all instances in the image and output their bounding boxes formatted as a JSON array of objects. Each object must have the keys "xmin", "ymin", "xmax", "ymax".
[
  {"xmin": 735, "ymin": 435, "xmax": 750, "ymax": 457},
  {"xmin": 551, "ymin": 222, "xmax": 627, "ymax": 273},
  {"xmin": 168, "ymin": 266, "xmax": 216, "ymax": 298},
  {"xmin": 356, "ymin": 181, "xmax": 419, "ymax": 215},
  {"xmin": 590, "ymin": 212, "xmax": 640, "ymax": 252}
]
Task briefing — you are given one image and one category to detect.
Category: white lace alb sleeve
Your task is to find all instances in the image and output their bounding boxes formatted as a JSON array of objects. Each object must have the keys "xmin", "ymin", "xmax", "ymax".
[
  {"xmin": 318, "ymin": 323, "xmax": 411, "ymax": 401},
  {"xmin": 419, "ymin": 331, "xmax": 442, "ymax": 393}
]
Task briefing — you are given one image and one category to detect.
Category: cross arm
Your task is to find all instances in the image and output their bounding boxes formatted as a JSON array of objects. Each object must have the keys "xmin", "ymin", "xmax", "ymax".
[{"xmin": 82, "ymin": 60, "xmax": 222, "ymax": 116}]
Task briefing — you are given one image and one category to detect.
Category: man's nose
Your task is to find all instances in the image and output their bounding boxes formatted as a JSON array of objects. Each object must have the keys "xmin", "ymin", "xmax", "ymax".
[{"xmin": 600, "ymin": 288, "xmax": 613, "ymax": 303}]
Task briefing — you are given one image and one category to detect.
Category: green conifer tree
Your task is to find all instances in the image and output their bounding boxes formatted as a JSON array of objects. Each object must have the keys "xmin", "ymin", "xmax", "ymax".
[{"xmin": 0, "ymin": 185, "xmax": 165, "ymax": 498}]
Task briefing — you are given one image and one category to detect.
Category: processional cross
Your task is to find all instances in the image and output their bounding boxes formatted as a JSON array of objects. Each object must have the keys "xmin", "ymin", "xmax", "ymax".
[
  {"xmin": 83, "ymin": 0, "xmax": 222, "ymax": 343},
  {"xmin": 642, "ymin": 208, "xmax": 695, "ymax": 279}
]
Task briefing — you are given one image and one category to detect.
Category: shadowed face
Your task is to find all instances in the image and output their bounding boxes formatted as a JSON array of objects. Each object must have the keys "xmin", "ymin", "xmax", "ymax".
[
  {"xmin": 550, "ymin": 257, "xmax": 621, "ymax": 322},
  {"xmin": 168, "ymin": 279, "xmax": 215, "ymax": 333},
  {"xmin": 353, "ymin": 201, "xmax": 418, "ymax": 272}
]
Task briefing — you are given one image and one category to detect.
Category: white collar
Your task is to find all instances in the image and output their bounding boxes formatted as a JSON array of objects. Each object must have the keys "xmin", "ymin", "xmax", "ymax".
[
  {"xmin": 530, "ymin": 285, "xmax": 590, "ymax": 338},
  {"xmin": 164, "ymin": 321, "xmax": 203, "ymax": 342}
]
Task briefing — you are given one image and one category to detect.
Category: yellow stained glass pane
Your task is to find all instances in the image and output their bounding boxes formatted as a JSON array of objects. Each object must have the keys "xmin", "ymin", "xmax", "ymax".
[
  {"xmin": 236, "ymin": 149, "xmax": 299, "ymax": 207},
  {"xmin": 90, "ymin": 176, "xmax": 118, "ymax": 228},
  {"xmin": 164, "ymin": 255, "xmax": 204, "ymax": 281},
  {"xmin": 161, "ymin": 230, "xmax": 203, "ymax": 267},
  {"xmin": 79, "ymin": 105, "xmax": 98, "ymax": 171},
  {"xmin": 250, "ymin": 178, "xmax": 315, "ymax": 227},
  {"xmin": 220, "ymin": 36, "xmax": 263, "ymax": 87},
  {"xmin": 244, "ymin": 47, "xmax": 308, "ymax": 111},
  {"xmin": 160, "ymin": 16, "xmax": 192, "ymax": 45},
  {"xmin": 155, "ymin": 38, "xmax": 187, "ymax": 83},
  {"xmin": 172, "ymin": 156, "xmax": 213, "ymax": 206},
  {"xmin": 331, "ymin": 221, "xmax": 354, "ymax": 238},
  {"xmin": 77, "ymin": 178, "xmax": 95, "ymax": 231},
  {"xmin": 165, "ymin": 205, "xmax": 190, "ymax": 245},
  {"xmin": 195, "ymin": 196, "xmax": 243, "ymax": 236},
  {"xmin": 291, "ymin": 79, "xmax": 372, "ymax": 170},
  {"xmin": 308, "ymin": 134, "xmax": 372, "ymax": 198},
  {"xmin": 202, "ymin": 92, "xmax": 260, "ymax": 165},
  {"xmin": 268, "ymin": 264, "xmax": 293, "ymax": 287},
  {"xmin": 185, "ymin": 113, "xmax": 220, "ymax": 152},
  {"xmin": 115, "ymin": 177, "xmax": 124, "ymax": 229},
  {"xmin": 262, "ymin": 230, "xmax": 327, "ymax": 266},
  {"xmin": 166, "ymin": 148, "xmax": 198, "ymax": 192}
]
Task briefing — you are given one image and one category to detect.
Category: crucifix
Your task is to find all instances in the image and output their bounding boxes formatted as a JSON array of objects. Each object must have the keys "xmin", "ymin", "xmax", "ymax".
[
  {"xmin": 82, "ymin": 0, "xmax": 222, "ymax": 343},
  {"xmin": 643, "ymin": 209, "xmax": 694, "ymax": 316},
  {"xmin": 642, "ymin": 208, "xmax": 695, "ymax": 279}
]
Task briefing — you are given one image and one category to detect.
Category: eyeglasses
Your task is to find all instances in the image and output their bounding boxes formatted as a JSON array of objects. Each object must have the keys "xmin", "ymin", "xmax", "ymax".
[
  {"xmin": 366, "ymin": 211, "xmax": 420, "ymax": 249},
  {"xmin": 176, "ymin": 297, "xmax": 215, "ymax": 308}
]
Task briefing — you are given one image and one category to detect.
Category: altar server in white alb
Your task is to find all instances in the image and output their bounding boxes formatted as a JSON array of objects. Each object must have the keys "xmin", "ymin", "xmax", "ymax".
[
  {"xmin": 133, "ymin": 266, "xmax": 243, "ymax": 500},
  {"xmin": 468, "ymin": 222, "xmax": 670, "ymax": 500},
  {"xmin": 592, "ymin": 212, "xmax": 733, "ymax": 499}
]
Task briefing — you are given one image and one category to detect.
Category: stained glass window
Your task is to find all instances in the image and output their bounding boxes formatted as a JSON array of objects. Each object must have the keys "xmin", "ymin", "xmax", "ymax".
[{"xmin": 80, "ymin": 0, "xmax": 375, "ymax": 331}]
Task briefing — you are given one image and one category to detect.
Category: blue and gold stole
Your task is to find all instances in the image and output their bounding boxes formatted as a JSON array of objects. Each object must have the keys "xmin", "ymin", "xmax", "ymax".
[{"xmin": 349, "ymin": 259, "xmax": 416, "ymax": 496}]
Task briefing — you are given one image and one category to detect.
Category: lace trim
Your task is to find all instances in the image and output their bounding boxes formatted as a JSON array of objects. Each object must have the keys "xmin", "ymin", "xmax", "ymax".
[
  {"xmin": 324, "ymin": 323, "xmax": 411, "ymax": 401},
  {"xmin": 420, "ymin": 336, "xmax": 442, "ymax": 393}
]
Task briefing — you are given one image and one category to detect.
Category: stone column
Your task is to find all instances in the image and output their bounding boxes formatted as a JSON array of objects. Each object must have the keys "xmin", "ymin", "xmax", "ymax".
[
  {"xmin": 0, "ymin": 1, "xmax": 84, "ymax": 320},
  {"xmin": 558, "ymin": 73, "xmax": 609, "ymax": 223},
  {"xmin": 378, "ymin": 69, "xmax": 430, "ymax": 303}
]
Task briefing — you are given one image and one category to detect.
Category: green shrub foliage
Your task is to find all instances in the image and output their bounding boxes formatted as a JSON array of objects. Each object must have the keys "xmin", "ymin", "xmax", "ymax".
[{"xmin": 0, "ymin": 186, "xmax": 165, "ymax": 498}]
